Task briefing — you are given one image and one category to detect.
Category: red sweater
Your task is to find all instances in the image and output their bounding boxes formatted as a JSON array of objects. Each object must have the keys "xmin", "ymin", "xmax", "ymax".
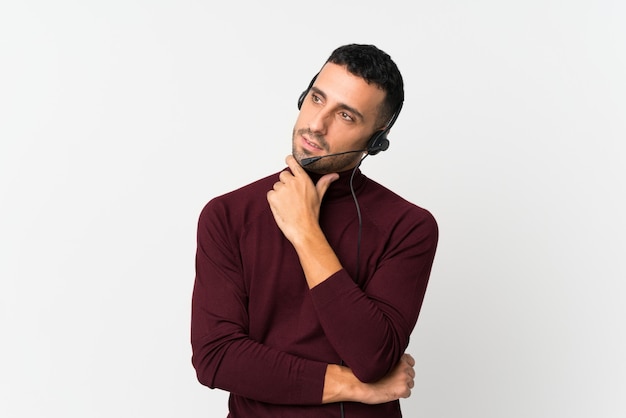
[{"xmin": 191, "ymin": 168, "xmax": 438, "ymax": 417}]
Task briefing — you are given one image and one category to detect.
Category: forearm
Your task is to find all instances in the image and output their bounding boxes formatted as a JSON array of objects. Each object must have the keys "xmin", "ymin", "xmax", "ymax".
[
  {"xmin": 192, "ymin": 327, "xmax": 327, "ymax": 405},
  {"xmin": 291, "ymin": 224, "xmax": 342, "ymax": 289}
]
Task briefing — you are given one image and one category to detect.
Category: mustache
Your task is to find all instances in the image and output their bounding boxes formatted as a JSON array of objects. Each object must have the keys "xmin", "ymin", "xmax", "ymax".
[{"xmin": 297, "ymin": 128, "xmax": 328, "ymax": 149}]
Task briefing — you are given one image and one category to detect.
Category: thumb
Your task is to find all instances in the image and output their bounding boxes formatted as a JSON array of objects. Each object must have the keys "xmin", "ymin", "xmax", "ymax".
[{"xmin": 316, "ymin": 173, "xmax": 340, "ymax": 198}]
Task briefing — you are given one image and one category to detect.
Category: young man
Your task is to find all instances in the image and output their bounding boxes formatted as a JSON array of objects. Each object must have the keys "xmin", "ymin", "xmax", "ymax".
[{"xmin": 191, "ymin": 44, "xmax": 438, "ymax": 417}]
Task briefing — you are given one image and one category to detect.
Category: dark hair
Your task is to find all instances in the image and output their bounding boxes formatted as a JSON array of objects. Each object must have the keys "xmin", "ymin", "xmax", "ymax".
[{"xmin": 326, "ymin": 44, "xmax": 404, "ymax": 125}]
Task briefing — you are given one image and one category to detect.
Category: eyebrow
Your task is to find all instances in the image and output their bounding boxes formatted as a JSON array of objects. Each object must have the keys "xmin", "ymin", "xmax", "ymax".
[{"xmin": 310, "ymin": 86, "xmax": 365, "ymax": 122}]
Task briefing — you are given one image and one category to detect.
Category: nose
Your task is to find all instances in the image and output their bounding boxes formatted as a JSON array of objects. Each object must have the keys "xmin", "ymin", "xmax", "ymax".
[{"xmin": 307, "ymin": 106, "xmax": 332, "ymax": 135}]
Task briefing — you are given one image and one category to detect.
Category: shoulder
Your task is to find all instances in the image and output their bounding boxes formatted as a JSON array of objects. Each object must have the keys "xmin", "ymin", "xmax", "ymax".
[
  {"xmin": 361, "ymin": 176, "xmax": 438, "ymax": 238},
  {"xmin": 362, "ymin": 177, "xmax": 435, "ymax": 218},
  {"xmin": 198, "ymin": 170, "xmax": 282, "ymax": 226}
]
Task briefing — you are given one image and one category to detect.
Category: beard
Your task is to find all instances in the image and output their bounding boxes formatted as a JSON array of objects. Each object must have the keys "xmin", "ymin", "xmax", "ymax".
[{"xmin": 292, "ymin": 128, "xmax": 364, "ymax": 174}]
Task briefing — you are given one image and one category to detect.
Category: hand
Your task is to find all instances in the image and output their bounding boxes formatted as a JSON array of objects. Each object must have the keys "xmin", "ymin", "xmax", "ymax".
[
  {"xmin": 323, "ymin": 354, "xmax": 416, "ymax": 405},
  {"xmin": 267, "ymin": 155, "xmax": 339, "ymax": 244},
  {"xmin": 360, "ymin": 354, "xmax": 416, "ymax": 404}
]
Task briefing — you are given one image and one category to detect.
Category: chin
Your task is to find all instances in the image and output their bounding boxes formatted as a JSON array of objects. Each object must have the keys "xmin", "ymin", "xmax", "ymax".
[{"xmin": 292, "ymin": 148, "xmax": 311, "ymax": 165}]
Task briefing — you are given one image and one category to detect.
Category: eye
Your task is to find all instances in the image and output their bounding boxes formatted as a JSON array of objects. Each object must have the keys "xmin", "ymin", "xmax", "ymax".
[
  {"xmin": 311, "ymin": 94, "xmax": 322, "ymax": 104},
  {"xmin": 339, "ymin": 111, "xmax": 354, "ymax": 122}
]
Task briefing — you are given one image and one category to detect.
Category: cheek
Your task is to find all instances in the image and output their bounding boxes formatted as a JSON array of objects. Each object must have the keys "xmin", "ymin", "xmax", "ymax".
[
  {"xmin": 343, "ymin": 132, "xmax": 373, "ymax": 151},
  {"xmin": 293, "ymin": 112, "xmax": 308, "ymax": 132}
]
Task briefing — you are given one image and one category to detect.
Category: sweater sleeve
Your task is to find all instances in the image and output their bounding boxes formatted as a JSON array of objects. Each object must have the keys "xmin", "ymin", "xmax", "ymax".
[
  {"xmin": 191, "ymin": 200, "xmax": 327, "ymax": 405},
  {"xmin": 309, "ymin": 207, "xmax": 438, "ymax": 383}
]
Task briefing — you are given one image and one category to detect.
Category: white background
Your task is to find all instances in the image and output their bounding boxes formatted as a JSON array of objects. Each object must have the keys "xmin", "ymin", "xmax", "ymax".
[{"xmin": 1, "ymin": 1, "xmax": 624, "ymax": 417}]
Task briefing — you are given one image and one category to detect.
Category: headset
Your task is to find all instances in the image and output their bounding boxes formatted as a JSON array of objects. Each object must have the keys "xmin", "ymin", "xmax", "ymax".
[{"xmin": 297, "ymin": 74, "xmax": 403, "ymax": 156}]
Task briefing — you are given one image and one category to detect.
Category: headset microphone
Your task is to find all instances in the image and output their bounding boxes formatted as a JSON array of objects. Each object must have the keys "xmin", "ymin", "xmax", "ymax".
[{"xmin": 300, "ymin": 149, "xmax": 365, "ymax": 166}]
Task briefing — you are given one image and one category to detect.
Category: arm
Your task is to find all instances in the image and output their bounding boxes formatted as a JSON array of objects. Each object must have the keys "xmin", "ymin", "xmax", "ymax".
[
  {"xmin": 191, "ymin": 198, "xmax": 326, "ymax": 404},
  {"xmin": 266, "ymin": 156, "xmax": 342, "ymax": 289},
  {"xmin": 267, "ymin": 156, "xmax": 438, "ymax": 382}
]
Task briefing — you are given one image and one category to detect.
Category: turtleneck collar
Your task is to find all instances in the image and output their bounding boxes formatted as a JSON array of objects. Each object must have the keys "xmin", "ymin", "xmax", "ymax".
[{"xmin": 304, "ymin": 167, "xmax": 368, "ymax": 201}]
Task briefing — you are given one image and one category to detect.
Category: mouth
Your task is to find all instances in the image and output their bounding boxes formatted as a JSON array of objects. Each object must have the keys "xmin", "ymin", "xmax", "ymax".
[{"xmin": 302, "ymin": 135, "xmax": 325, "ymax": 153}]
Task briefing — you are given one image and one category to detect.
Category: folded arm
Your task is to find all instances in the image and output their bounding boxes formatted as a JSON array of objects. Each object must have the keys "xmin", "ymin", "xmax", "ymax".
[{"xmin": 267, "ymin": 156, "xmax": 438, "ymax": 382}]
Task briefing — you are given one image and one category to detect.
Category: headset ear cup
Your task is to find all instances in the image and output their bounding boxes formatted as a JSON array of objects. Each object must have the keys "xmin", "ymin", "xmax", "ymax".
[
  {"xmin": 297, "ymin": 90, "xmax": 307, "ymax": 110},
  {"xmin": 367, "ymin": 131, "xmax": 390, "ymax": 155},
  {"xmin": 298, "ymin": 73, "xmax": 319, "ymax": 110}
]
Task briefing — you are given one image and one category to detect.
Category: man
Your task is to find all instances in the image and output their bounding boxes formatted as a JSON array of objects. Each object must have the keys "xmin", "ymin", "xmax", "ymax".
[{"xmin": 191, "ymin": 44, "xmax": 438, "ymax": 417}]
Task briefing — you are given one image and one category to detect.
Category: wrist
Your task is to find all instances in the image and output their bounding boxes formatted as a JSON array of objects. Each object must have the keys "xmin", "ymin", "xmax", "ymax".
[
  {"xmin": 322, "ymin": 364, "xmax": 363, "ymax": 404},
  {"xmin": 293, "ymin": 232, "xmax": 343, "ymax": 289}
]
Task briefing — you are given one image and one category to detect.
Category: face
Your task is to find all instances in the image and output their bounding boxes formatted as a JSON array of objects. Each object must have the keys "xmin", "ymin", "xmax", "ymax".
[{"xmin": 292, "ymin": 62, "xmax": 387, "ymax": 174}]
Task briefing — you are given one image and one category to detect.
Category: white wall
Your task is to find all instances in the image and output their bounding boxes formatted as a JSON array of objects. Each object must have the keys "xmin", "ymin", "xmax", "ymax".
[{"xmin": 1, "ymin": 1, "xmax": 624, "ymax": 417}]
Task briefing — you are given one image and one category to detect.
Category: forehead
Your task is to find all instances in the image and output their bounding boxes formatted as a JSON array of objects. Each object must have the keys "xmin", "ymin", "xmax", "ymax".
[{"xmin": 313, "ymin": 62, "xmax": 386, "ymax": 122}]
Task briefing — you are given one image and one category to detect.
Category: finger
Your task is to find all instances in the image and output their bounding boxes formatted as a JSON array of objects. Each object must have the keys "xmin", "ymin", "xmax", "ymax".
[
  {"xmin": 271, "ymin": 181, "xmax": 283, "ymax": 191},
  {"xmin": 285, "ymin": 155, "xmax": 303, "ymax": 175},
  {"xmin": 403, "ymin": 353, "xmax": 416, "ymax": 367}
]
